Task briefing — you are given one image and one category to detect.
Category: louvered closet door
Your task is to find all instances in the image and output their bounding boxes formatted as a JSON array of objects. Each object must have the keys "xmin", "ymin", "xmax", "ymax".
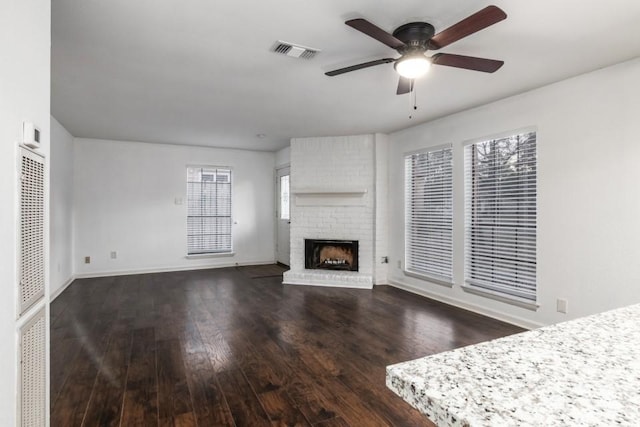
[
  {"xmin": 19, "ymin": 148, "xmax": 45, "ymax": 314},
  {"xmin": 19, "ymin": 308, "xmax": 46, "ymax": 427}
]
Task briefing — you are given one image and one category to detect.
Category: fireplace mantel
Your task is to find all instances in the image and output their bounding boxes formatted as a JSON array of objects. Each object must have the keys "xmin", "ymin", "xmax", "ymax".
[{"xmin": 293, "ymin": 188, "xmax": 368, "ymax": 207}]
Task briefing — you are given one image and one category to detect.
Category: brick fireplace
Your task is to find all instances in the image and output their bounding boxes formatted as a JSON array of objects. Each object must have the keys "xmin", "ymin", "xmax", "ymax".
[{"xmin": 283, "ymin": 134, "xmax": 388, "ymax": 289}]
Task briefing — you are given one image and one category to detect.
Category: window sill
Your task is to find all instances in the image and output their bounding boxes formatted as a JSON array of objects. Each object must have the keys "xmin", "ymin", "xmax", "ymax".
[
  {"xmin": 461, "ymin": 284, "xmax": 539, "ymax": 311},
  {"xmin": 292, "ymin": 188, "xmax": 367, "ymax": 196},
  {"xmin": 186, "ymin": 252, "xmax": 235, "ymax": 259},
  {"xmin": 404, "ymin": 270, "xmax": 454, "ymax": 288}
]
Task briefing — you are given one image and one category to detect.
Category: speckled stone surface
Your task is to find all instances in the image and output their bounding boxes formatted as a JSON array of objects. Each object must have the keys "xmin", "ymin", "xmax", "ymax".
[{"xmin": 386, "ymin": 304, "xmax": 640, "ymax": 426}]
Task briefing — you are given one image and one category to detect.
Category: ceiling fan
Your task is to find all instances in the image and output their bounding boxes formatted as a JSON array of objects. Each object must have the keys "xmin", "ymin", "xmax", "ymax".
[{"xmin": 325, "ymin": 5, "xmax": 507, "ymax": 95}]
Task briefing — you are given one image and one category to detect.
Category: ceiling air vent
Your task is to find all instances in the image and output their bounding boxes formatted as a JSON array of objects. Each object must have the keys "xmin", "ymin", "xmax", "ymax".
[{"xmin": 272, "ymin": 41, "xmax": 320, "ymax": 59}]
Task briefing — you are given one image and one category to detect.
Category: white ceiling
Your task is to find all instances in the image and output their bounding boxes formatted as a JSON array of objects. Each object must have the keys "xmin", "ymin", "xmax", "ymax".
[{"xmin": 51, "ymin": 0, "xmax": 640, "ymax": 152}]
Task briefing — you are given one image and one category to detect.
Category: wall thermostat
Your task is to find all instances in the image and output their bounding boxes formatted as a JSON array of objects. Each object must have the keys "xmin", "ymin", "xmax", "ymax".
[{"xmin": 22, "ymin": 121, "xmax": 41, "ymax": 149}]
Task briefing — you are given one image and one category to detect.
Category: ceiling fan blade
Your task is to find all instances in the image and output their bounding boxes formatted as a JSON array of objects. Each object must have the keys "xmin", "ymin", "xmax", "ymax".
[
  {"xmin": 428, "ymin": 5, "xmax": 507, "ymax": 50},
  {"xmin": 346, "ymin": 19, "xmax": 406, "ymax": 50},
  {"xmin": 396, "ymin": 77, "xmax": 414, "ymax": 95},
  {"xmin": 325, "ymin": 58, "xmax": 395, "ymax": 76},
  {"xmin": 432, "ymin": 53, "xmax": 504, "ymax": 73}
]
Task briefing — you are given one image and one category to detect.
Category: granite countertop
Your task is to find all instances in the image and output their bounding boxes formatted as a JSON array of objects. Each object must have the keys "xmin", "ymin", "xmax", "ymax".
[{"xmin": 386, "ymin": 304, "xmax": 640, "ymax": 427}]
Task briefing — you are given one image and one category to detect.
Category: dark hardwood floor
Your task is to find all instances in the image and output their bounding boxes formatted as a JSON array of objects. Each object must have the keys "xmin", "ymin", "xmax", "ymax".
[{"xmin": 50, "ymin": 265, "xmax": 524, "ymax": 426}]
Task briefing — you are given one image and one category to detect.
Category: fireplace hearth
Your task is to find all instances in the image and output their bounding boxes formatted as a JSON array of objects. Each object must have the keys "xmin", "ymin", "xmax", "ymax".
[{"xmin": 305, "ymin": 239, "xmax": 359, "ymax": 272}]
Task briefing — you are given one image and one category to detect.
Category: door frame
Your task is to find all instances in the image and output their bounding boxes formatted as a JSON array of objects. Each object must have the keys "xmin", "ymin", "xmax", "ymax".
[{"xmin": 275, "ymin": 164, "xmax": 291, "ymax": 266}]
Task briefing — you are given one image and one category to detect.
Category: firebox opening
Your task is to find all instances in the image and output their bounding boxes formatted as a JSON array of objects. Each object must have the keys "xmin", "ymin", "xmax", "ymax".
[{"xmin": 305, "ymin": 239, "xmax": 359, "ymax": 272}]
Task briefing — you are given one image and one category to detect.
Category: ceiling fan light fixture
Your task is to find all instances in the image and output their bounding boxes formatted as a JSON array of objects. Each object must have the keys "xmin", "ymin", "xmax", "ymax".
[{"xmin": 394, "ymin": 55, "xmax": 431, "ymax": 79}]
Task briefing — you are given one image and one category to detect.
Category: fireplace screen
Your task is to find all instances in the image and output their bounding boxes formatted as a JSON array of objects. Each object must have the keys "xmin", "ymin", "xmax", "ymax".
[{"xmin": 305, "ymin": 239, "xmax": 359, "ymax": 271}]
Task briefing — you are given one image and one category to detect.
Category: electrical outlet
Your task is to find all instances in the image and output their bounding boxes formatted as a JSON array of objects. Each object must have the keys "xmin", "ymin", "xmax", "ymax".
[
  {"xmin": 110, "ymin": 251, "xmax": 117, "ymax": 259},
  {"xmin": 84, "ymin": 256, "xmax": 91, "ymax": 264},
  {"xmin": 557, "ymin": 298, "xmax": 568, "ymax": 314},
  {"xmin": 397, "ymin": 260, "xmax": 402, "ymax": 269}
]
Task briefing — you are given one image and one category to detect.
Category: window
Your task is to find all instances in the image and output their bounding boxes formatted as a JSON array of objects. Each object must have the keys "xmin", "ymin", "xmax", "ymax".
[
  {"xmin": 464, "ymin": 131, "xmax": 537, "ymax": 301},
  {"xmin": 280, "ymin": 174, "xmax": 290, "ymax": 220},
  {"xmin": 405, "ymin": 146, "xmax": 453, "ymax": 283},
  {"xmin": 186, "ymin": 167, "xmax": 232, "ymax": 254}
]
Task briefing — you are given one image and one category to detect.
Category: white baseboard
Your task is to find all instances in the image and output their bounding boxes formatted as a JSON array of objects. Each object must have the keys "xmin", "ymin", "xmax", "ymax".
[
  {"xmin": 50, "ymin": 275, "xmax": 76, "ymax": 302},
  {"xmin": 388, "ymin": 278, "xmax": 543, "ymax": 330},
  {"xmin": 73, "ymin": 260, "xmax": 276, "ymax": 280}
]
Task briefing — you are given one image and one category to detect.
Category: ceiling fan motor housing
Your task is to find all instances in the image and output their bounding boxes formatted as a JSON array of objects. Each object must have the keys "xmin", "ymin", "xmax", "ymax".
[{"xmin": 392, "ymin": 22, "xmax": 435, "ymax": 53}]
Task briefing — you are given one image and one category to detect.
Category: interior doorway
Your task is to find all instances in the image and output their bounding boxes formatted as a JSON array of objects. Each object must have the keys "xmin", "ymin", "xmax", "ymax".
[{"xmin": 276, "ymin": 166, "xmax": 290, "ymax": 266}]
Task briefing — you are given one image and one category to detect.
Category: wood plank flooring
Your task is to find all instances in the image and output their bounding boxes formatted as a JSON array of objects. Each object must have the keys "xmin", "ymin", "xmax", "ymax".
[{"xmin": 50, "ymin": 265, "xmax": 524, "ymax": 426}]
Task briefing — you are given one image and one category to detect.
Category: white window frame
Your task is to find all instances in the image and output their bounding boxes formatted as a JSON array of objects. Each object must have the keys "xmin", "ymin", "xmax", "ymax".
[
  {"xmin": 463, "ymin": 128, "xmax": 537, "ymax": 306},
  {"xmin": 186, "ymin": 166, "xmax": 233, "ymax": 256},
  {"xmin": 404, "ymin": 144, "xmax": 454, "ymax": 285}
]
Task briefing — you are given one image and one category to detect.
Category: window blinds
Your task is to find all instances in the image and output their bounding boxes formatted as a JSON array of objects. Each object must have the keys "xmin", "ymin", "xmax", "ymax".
[
  {"xmin": 187, "ymin": 167, "xmax": 232, "ymax": 254},
  {"xmin": 405, "ymin": 146, "xmax": 453, "ymax": 282},
  {"xmin": 464, "ymin": 131, "xmax": 537, "ymax": 301}
]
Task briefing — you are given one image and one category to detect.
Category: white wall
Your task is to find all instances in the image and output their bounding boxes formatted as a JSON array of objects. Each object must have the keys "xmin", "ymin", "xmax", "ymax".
[
  {"xmin": 0, "ymin": 0, "xmax": 51, "ymax": 423},
  {"xmin": 388, "ymin": 57, "xmax": 640, "ymax": 328},
  {"xmin": 275, "ymin": 146, "xmax": 290, "ymax": 168},
  {"xmin": 50, "ymin": 117, "xmax": 75, "ymax": 298},
  {"xmin": 73, "ymin": 138, "xmax": 276, "ymax": 276},
  {"xmin": 374, "ymin": 133, "xmax": 390, "ymax": 285}
]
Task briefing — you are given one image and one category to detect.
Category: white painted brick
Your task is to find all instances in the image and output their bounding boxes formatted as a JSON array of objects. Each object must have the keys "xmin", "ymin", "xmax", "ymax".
[{"xmin": 288, "ymin": 135, "xmax": 377, "ymax": 281}]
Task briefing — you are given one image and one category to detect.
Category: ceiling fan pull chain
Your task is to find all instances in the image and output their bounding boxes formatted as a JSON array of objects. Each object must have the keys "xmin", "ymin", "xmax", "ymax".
[
  {"xmin": 413, "ymin": 82, "xmax": 418, "ymax": 111},
  {"xmin": 409, "ymin": 80, "xmax": 417, "ymax": 119}
]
